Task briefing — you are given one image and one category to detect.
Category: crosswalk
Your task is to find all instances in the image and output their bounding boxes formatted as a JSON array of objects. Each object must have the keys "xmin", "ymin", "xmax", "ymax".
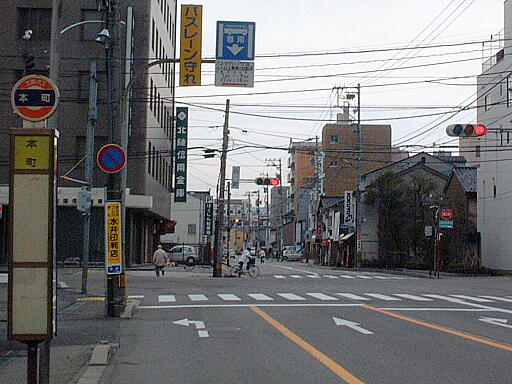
[
  {"xmin": 272, "ymin": 274, "xmax": 413, "ymax": 280},
  {"xmin": 127, "ymin": 292, "xmax": 512, "ymax": 305}
]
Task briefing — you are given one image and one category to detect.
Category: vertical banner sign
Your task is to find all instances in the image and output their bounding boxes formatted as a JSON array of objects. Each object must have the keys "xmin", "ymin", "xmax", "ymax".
[
  {"xmin": 231, "ymin": 166, "xmax": 240, "ymax": 189},
  {"xmin": 204, "ymin": 198, "xmax": 214, "ymax": 235},
  {"xmin": 105, "ymin": 202, "xmax": 122, "ymax": 275},
  {"xmin": 174, "ymin": 107, "xmax": 188, "ymax": 202},
  {"xmin": 343, "ymin": 191, "xmax": 355, "ymax": 228},
  {"xmin": 180, "ymin": 5, "xmax": 202, "ymax": 86},
  {"xmin": 8, "ymin": 130, "xmax": 57, "ymax": 341}
]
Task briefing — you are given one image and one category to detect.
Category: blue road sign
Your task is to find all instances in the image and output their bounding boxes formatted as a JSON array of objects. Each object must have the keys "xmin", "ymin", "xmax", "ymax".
[
  {"xmin": 97, "ymin": 144, "xmax": 126, "ymax": 174},
  {"xmin": 439, "ymin": 219, "xmax": 454, "ymax": 229},
  {"xmin": 216, "ymin": 21, "xmax": 255, "ymax": 61}
]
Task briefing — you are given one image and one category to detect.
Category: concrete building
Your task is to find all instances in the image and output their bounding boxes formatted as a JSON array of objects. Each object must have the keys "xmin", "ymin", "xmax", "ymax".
[
  {"xmin": 321, "ymin": 112, "xmax": 392, "ymax": 196},
  {"xmin": 0, "ymin": 0, "xmax": 177, "ymax": 265},
  {"xmin": 476, "ymin": 0, "xmax": 512, "ymax": 270},
  {"xmin": 269, "ymin": 185, "xmax": 290, "ymax": 249}
]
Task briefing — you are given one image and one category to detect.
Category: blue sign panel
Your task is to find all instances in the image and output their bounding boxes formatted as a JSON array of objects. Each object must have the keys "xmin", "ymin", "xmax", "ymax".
[
  {"xmin": 439, "ymin": 219, "xmax": 454, "ymax": 229},
  {"xmin": 216, "ymin": 21, "xmax": 255, "ymax": 61}
]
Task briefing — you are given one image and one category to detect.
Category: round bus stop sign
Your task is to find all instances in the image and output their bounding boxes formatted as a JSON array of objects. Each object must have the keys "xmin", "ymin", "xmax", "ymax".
[
  {"xmin": 97, "ymin": 144, "xmax": 126, "ymax": 174},
  {"xmin": 440, "ymin": 208, "xmax": 453, "ymax": 221},
  {"xmin": 11, "ymin": 75, "xmax": 60, "ymax": 122}
]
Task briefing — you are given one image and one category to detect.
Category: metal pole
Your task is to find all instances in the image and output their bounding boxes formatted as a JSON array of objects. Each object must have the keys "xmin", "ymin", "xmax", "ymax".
[
  {"xmin": 247, "ymin": 192, "xmax": 251, "ymax": 248},
  {"xmin": 265, "ymin": 182, "xmax": 270, "ymax": 255},
  {"xmin": 82, "ymin": 62, "xmax": 98, "ymax": 294},
  {"xmin": 257, "ymin": 190, "xmax": 261, "ymax": 252},
  {"xmin": 226, "ymin": 182, "xmax": 231, "ymax": 266},
  {"xmin": 213, "ymin": 99, "xmax": 230, "ymax": 277},
  {"xmin": 27, "ymin": 342, "xmax": 38, "ymax": 384},
  {"xmin": 355, "ymin": 84, "xmax": 362, "ymax": 267},
  {"xmin": 278, "ymin": 159, "xmax": 283, "ymax": 254}
]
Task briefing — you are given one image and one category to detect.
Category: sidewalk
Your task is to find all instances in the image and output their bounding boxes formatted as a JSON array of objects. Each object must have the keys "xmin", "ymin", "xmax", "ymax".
[{"xmin": 0, "ymin": 269, "xmax": 127, "ymax": 383}]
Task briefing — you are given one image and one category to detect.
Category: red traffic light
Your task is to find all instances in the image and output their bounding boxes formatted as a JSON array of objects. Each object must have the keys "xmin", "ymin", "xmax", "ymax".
[
  {"xmin": 446, "ymin": 124, "xmax": 487, "ymax": 137},
  {"xmin": 475, "ymin": 124, "xmax": 487, "ymax": 136},
  {"xmin": 270, "ymin": 178, "xmax": 280, "ymax": 186}
]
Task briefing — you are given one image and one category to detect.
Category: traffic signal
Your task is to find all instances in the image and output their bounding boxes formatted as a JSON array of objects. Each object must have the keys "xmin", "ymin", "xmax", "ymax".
[
  {"xmin": 255, "ymin": 177, "xmax": 280, "ymax": 186},
  {"xmin": 446, "ymin": 124, "xmax": 487, "ymax": 137},
  {"xmin": 203, "ymin": 149, "xmax": 216, "ymax": 158},
  {"xmin": 233, "ymin": 217, "xmax": 242, "ymax": 225},
  {"xmin": 22, "ymin": 53, "xmax": 35, "ymax": 73}
]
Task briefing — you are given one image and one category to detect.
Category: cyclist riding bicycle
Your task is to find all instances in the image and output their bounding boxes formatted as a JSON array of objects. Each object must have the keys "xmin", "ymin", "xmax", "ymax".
[{"xmin": 238, "ymin": 248, "xmax": 252, "ymax": 277}]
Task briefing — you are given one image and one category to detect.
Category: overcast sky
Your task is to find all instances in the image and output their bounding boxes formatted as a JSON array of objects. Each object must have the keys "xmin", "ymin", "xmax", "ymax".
[{"xmin": 176, "ymin": 0, "xmax": 505, "ymax": 198}]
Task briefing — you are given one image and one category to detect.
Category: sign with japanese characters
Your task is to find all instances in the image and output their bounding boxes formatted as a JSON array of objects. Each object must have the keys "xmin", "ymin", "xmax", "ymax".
[
  {"xmin": 105, "ymin": 202, "xmax": 122, "ymax": 275},
  {"xmin": 180, "ymin": 5, "xmax": 202, "ymax": 86},
  {"xmin": 204, "ymin": 199, "xmax": 213, "ymax": 235},
  {"xmin": 14, "ymin": 135, "xmax": 51, "ymax": 170},
  {"xmin": 231, "ymin": 166, "xmax": 240, "ymax": 189},
  {"xmin": 216, "ymin": 21, "xmax": 255, "ymax": 61},
  {"xmin": 343, "ymin": 191, "xmax": 356, "ymax": 228},
  {"xmin": 215, "ymin": 60, "xmax": 254, "ymax": 87},
  {"xmin": 174, "ymin": 107, "xmax": 188, "ymax": 202},
  {"xmin": 11, "ymin": 75, "xmax": 60, "ymax": 122}
]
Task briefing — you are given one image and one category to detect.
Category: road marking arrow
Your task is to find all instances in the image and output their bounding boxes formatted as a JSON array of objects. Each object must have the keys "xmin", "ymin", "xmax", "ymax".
[
  {"xmin": 333, "ymin": 317, "xmax": 373, "ymax": 335},
  {"xmin": 479, "ymin": 317, "xmax": 512, "ymax": 329},
  {"xmin": 227, "ymin": 44, "xmax": 244, "ymax": 56},
  {"xmin": 173, "ymin": 318, "xmax": 205, "ymax": 329}
]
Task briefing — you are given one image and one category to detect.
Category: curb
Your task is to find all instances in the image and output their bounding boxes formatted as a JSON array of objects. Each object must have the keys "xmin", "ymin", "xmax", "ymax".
[
  {"xmin": 76, "ymin": 341, "xmax": 115, "ymax": 384},
  {"xmin": 120, "ymin": 299, "xmax": 140, "ymax": 319}
]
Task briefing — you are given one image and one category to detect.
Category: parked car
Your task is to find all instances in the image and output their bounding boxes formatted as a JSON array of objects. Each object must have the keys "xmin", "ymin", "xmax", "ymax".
[
  {"xmin": 166, "ymin": 245, "xmax": 198, "ymax": 266},
  {"xmin": 282, "ymin": 249, "xmax": 302, "ymax": 261}
]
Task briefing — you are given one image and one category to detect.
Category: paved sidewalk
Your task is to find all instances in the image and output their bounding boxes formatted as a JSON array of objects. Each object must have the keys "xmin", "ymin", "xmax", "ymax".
[{"xmin": 0, "ymin": 268, "xmax": 124, "ymax": 383}]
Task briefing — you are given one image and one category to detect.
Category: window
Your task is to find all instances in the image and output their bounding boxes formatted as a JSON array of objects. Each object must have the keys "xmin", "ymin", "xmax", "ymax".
[
  {"xmin": 329, "ymin": 161, "xmax": 338, "ymax": 168},
  {"xmin": 508, "ymin": 75, "xmax": 512, "ymax": 107},
  {"xmin": 81, "ymin": 9, "xmax": 103, "ymax": 41},
  {"xmin": 330, "ymin": 135, "xmax": 339, "ymax": 144},
  {"xmin": 151, "ymin": 19, "xmax": 155, "ymax": 51},
  {"xmin": 475, "ymin": 145, "xmax": 481, "ymax": 158},
  {"xmin": 148, "ymin": 142, "xmax": 152, "ymax": 173},
  {"xmin": 188, "ymin": 224, "xmax": 196, "ymax": 234},
  {"xmin": 484, "ymin": 94, "xmax": 490, "ymax": 111},
  {"xmin": 18, "ymin": 8, "xmax": 52, "ymax": 40}
]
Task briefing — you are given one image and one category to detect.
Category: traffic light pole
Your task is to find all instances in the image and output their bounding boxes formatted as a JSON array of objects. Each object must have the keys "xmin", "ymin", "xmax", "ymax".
[{"xmin": 213, "ymin": 99, "xmax": 230, "ymax": 277}]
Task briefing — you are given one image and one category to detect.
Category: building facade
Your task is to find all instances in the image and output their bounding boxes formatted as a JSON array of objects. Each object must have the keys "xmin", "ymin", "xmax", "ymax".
[
  {"xmin": 0, "ymin": 0, "xmax": 177, "ymax": 265},
  {"xmin": 477, "ymin": 0, "xmax": 512, "ymax": 270}
]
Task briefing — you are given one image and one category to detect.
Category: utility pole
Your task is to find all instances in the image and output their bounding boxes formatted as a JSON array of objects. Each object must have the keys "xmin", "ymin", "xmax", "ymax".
[
  {"xmin": 247, "ymin": 192, "xmax": 251, "ymax": 249},
  {"xmin": 213, "ymin": 99, "xmax": 230, "ymax": 277},
  {"xmin": 82, "ymin": 62, "xmax": 98, "ymax": 295},
  {"xmin": 278, "ymin": 159, "xmax": 283, "ymax": 254},
  {"xmin": 355, "ymin": 84, "xmax": 362, "ymax": 265},
  {"xmin": 257, "ymin": 190, "xmax": 261, "ymax": 252},
  {"xmin": 226, "ymin": 182, "xmax": 231, "ymax": 266},
  {"xmin": 265, "ymin": 180, "xmax": 270, "ymax": 254}
]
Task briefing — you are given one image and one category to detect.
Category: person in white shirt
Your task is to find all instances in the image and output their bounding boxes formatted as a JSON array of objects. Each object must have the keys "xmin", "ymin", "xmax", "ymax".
[
  {"xmin": 238, "ymin": 248, "xmax": 251, "ymax": 277},
  {"xmin": 258, "ymin": 249, "xmax": 266, "ymax": 263}
]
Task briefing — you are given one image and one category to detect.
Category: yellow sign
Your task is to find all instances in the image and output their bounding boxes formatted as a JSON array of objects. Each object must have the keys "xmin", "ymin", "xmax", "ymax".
[
  {"xmin": 14, "ymin": 136, "xmax": 50, "ymax": 170},
  {"xmin": 105, "ymin": 202, "xmax": 122, "ymax": 275},
  {"xmin": 180, "ymin": 4, "xmax": 202, "ymax": 86}
]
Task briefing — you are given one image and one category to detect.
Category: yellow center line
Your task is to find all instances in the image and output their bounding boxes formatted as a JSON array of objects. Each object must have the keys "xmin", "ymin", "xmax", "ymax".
[
  {"xmin": 77, "ymin": 297, "xmax": 105, "ymax": 302},
  {"xmin": 250, "ymin": 306, "xmax": 366, "ymax": 384},
  {"xmin": 363, "ymin": 304, "xmax": 512, "ymax": 353}
]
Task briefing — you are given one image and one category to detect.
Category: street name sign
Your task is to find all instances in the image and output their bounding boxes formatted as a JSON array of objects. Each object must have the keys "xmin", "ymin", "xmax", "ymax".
[
  {"xmin": 97, "ymin": 144, "xmax": 126, "ymax": 174},
  {"xmin": 11, "ymin": 75, "xmax": 60, "ymax": 122},
  {"xmin": 216, "ymin": 21, "xmax": 255, "ymax": 60}
]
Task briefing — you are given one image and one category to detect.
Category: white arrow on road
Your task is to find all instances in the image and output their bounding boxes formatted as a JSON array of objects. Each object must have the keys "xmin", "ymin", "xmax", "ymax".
[
  {"xmin": 479, "ymin": 317, "xmax": 512, "ymax": 329},
  {"xmin": 173, "ymin": 318, "xmax": 209, "ymax": 337},
  {"xmin": 227, "ymin": 44, "xmax": 244, "ymax": 56},
  {"xmin": 333, "ymin": 317, "xmax": 373, "ymax": 335}
]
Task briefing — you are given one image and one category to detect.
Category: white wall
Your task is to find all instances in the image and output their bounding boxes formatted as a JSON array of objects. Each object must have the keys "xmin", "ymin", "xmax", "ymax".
[
  {"xmin": 161, "ymin": 193, "xmax": 205, "ymax": 245},
  {"xmin": 477, "ymin": 0, "xmax": 512, "ymax": 270}
]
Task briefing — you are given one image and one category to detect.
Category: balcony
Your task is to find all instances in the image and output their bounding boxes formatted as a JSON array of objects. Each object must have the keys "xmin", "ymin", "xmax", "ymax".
[{"xmin": 482, "ymin": 30, "xmax": 504, "ymax": 72}]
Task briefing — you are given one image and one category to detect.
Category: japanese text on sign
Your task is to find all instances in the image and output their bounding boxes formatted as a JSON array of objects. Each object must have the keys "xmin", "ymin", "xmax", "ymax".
[
  {"xmin": 174, "ymin": 107, "xmax": 188, "ymax": 202},
  {"xmin": 105, "ymin": 202, "xmax": 122, "ymax": 275},
  {"xmin": 204, "ymin": 202, "xmax": 213, "ymax": 235},
  {"xmin": 14, "ymin": 136, "xmax": 51, "ymax": 170},
  {"xmin": 180, "ymin": 5, "xmax": 202, "ymax": 86}
]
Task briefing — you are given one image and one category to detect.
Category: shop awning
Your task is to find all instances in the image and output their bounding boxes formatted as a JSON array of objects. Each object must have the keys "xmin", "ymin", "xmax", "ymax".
[{"xmin": 339, "ymin": 232, "xmax": 355, "ymax": 241}]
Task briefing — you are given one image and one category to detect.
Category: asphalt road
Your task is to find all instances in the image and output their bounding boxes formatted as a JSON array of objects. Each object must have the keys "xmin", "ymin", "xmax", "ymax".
[{"xmin": 97, "ymin": 262, "xmax": 512, "ymax": 384}]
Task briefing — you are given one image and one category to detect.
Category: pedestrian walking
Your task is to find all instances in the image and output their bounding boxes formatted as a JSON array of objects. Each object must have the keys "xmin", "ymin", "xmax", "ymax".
[
  {"xmin": 153, "ymin": 244, "xmax": 167, "ymax": 277},
  {"xmin": 258, "ymin": 248, "xmax": 266, "ymax": 263}
]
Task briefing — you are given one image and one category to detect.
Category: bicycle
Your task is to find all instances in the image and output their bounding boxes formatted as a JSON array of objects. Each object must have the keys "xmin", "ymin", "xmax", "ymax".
[{"xmin": 230, "ymin": 258, "xmax": 260, "ymax": 278}]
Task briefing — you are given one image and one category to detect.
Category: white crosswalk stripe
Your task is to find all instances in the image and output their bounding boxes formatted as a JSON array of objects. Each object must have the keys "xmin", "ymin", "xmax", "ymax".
[
  {"xmin": 357, "ymin": 276, "xmax": 373, "ymax": 279},
  {"xmin": 479, "ymin": 296, "xmax": 512, "ymax": 303},
  {"xmin": 290, "ymin": 275, "xmax": 303, "ymax": 279},
  {"xmin": 188, "ymin": 294, "xmax": 208, "ymax": 301},
  {"xmin": 450, "ymin": 295, "xmax": 495, "ymax": 303},
  {"xmin": 158, "ymin": 295, "xmax": 176, "ymax": 302},
  {"xmin": 274, "ymin": 275, "xmax": 286, "ymax": 279},
  {"xmin": 323, "ymin": 275, "xmax": 339, "ymax": 279},
  {"xmin": 128, "ymin": 295, "xmax": 145, "ymax": 299},
  {"xmin": 335, "ymin": 293, "xmax": 370, "ymax": 301},
  {"xmin": 277, "ymin": 293, "xmax": 306, "ymax": 301},
  {"xmin": 365, "ymin": 293, "xmax": 401, "ymax": 301},
  {"xmin": 393, "ymin": 294, "xmax": 432, "ymax": 301},
  {"xmin": 373, "ymin": 276, "xmax": 390, "ymax": 280},
  {"xmin": 306, "ymin": 293, "xmax": 338, "ymax": 301},
  {"xmin": 307, "ymin": 275, "xmax": 321, "ymax": 279},
  {"xmin": 248, "ymin": 294, "xmax": 274, "ymax": 301},
  {"xmin": 218, "ymin": 294, "xmax": 241, "ymax": 301},
  {"xmin": 338, "ymin": 275, "xmax": 355, "ymax": 279}
]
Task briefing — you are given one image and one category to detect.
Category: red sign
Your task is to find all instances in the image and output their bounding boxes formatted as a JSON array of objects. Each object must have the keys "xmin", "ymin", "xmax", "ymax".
[
  {"xmin": 97, "ymin": 144, "xmax": 126, "ymax": 174},
  {"xmin": 440, "ymin": 208, "xmax": 453, "ymax": 221},
  {"xmin": 11, "ymin": 75, "xmax": 60, "ymax": 122}
]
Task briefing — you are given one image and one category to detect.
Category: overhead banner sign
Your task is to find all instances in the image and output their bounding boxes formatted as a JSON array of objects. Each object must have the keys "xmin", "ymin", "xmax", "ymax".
[
  {"xmin": 174, "ymin": 107, "xmax": 188, "ymax": 202},
  {"xmin": 105, "ymin": 202, "xmax": 122, "ymax": 275},
  {"xmin": 180, "ymin": 5, "xmax": 203, "ymax": 86},
  {"xmin": 231, "ymin": 166, "xmax": 240, "ymax": 189},
  {"xmin": 343, "ymin": 191, "xmax": 356, "ymax": 228}
]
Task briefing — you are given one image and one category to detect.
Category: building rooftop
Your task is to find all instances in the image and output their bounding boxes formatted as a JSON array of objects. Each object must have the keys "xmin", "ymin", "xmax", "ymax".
[{"xmin": 451, "ymin": 167, "xmax": 478, "ymax": 193}]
